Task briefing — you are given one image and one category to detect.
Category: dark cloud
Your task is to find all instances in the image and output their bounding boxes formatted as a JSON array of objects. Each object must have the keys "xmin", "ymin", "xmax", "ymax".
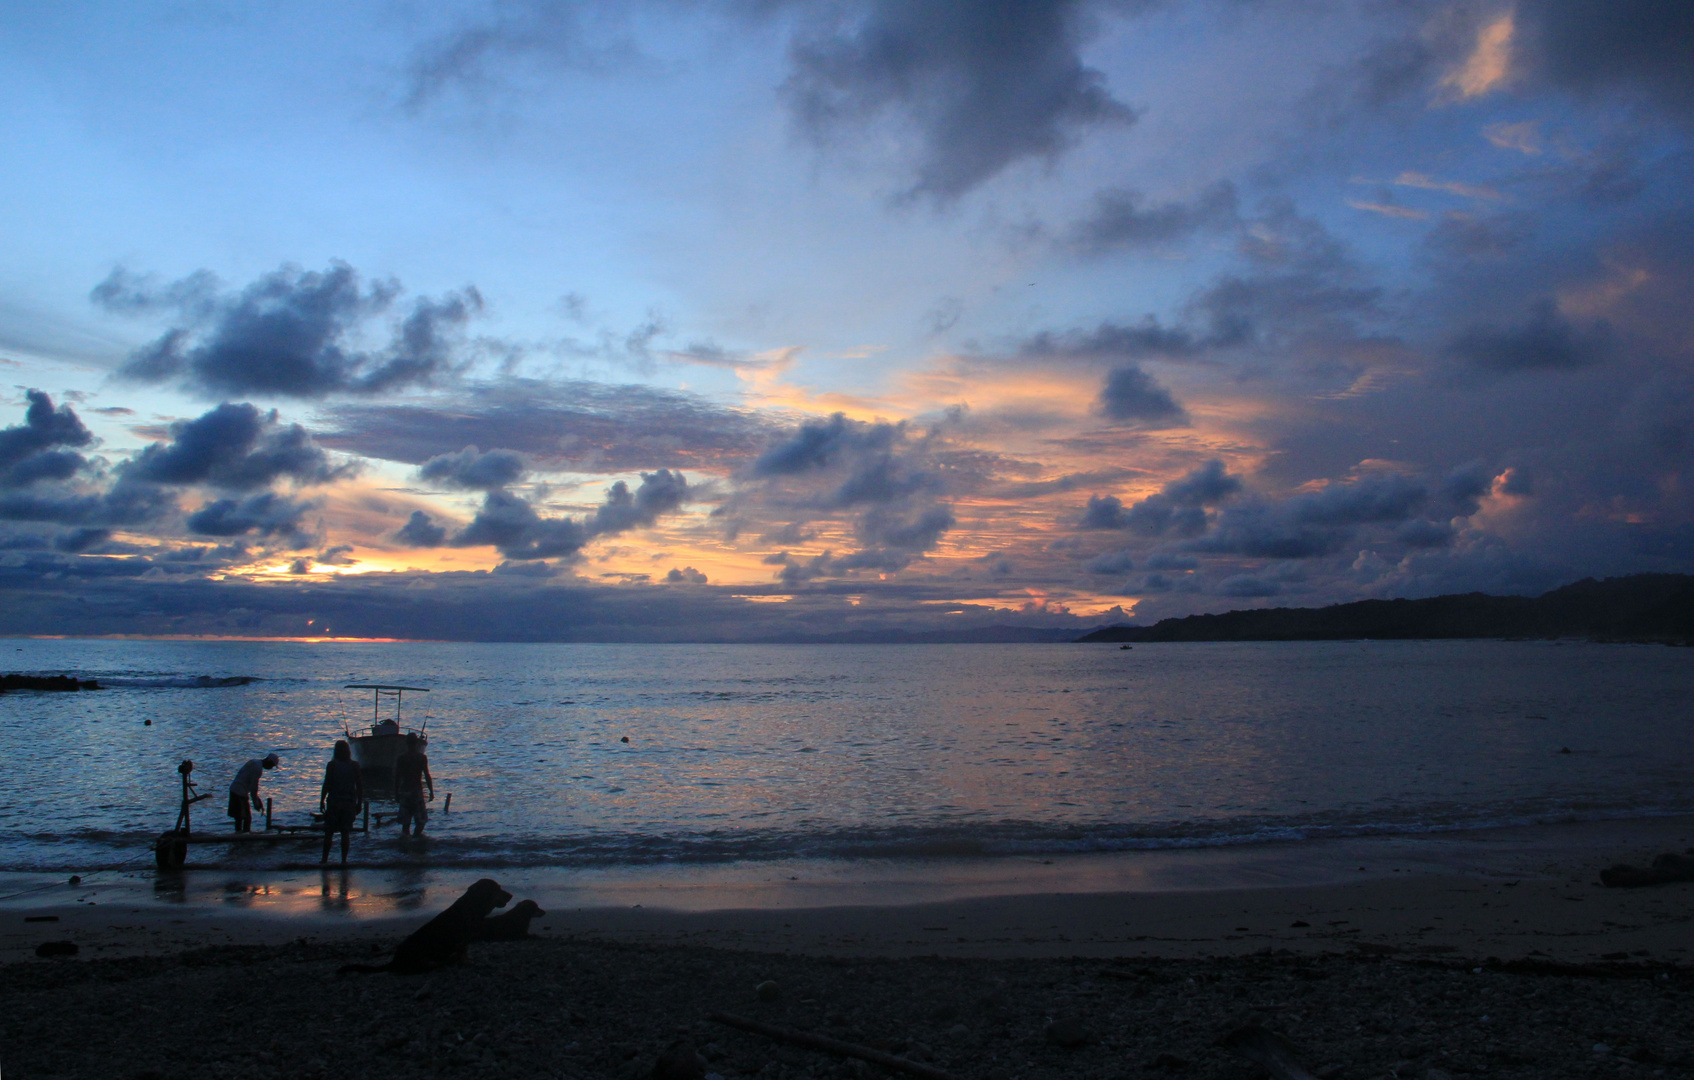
[
  {"xmin": 1446, "ymin": 298, "xmax": 1611, "ymax": 372},
  {"xmin": 1019, "ymin": 319, "xmax": 1202, "ymax": 363},
  {"xmin": 454, "ymin": 489, "xmax": 591, "ymax": 560},
  {"xmin": 317, "ymin": 379, "xmax": 776, "ymax": 474},
  {"xmin": 1425, "ymin": 211, "xmax": 1535, "ymax": 260},
  {"xmin": 447, "ymin": 470, "xmax": 693, "ymax": 562},
  {"xmin": 185, "ymin": 492, "xmax": 315, "ymax": 540},
  {"xmin": 1084, "ymin": 549, "xmax": 1135, "ymax": 574},
  {"xmin": 121, "ymin": 403, "xmax": 353, "ymax": 491},
  {"xmin": 745, "ymin": 412, "xmax": 957, "ymax": 581},
  {"xmin": 1440, "ymin": 461, "xmax": 1494, "ymax": 516},
  {"xmin": 1098, "ymin": 364, "xmax": 1188, "ymax": 426},
  {"xmin": 0, "ymin": 391, "xmax": 95, "ymax": 489},
  {"xmin": 101, "ymin": 262, "xmax": 482, "ymax": 399},
  {"xmin": 1218, "ymin": 574, "xmax": 1280, "ymax": 597},
  {"xmin": 1190, "ymin": 474, "xmax": 1429, "ymax": 559},
  {"xmin": 590, "ymin": 469, "xmax": 691, "ymax": 534},
  {"xmin": 395, "ymin": 510, "xmax": 448, "ymax": 548},
  {"xmin": 1188, "ymin": 200, "xmax": 1380, "ymax": 349},
  {"xmin": 53, "ymin": 527, "xmax": 112, "ymax": 554},
  {"xmin": 753, "ymin": 412, "xmax": 900, "ymax": 476},
  {"xmin": 1066, "ymin": 181, "xmax": 1238, "ymax": 255},
  {"xmin": 1395, "ymin": 519, "xmax": 1457, "ymax": 548},
  {"xmin": 1518, "ymin": 0, "xmax": 1694, "ymax": 114},
  {"xmin": 782, "ymin": 0, "xmax": 1137, "ymax": 198},
  {"xmin": 666, "ymin": 566, "xmax": 708, "ymax": 584},
  {"xmin": 418, "ymin": 446, "xmax": 528, "ymax": 491},
  {"xmin": 1080, "ymin": 459, "xmax": 1240, "ymax": 535}
]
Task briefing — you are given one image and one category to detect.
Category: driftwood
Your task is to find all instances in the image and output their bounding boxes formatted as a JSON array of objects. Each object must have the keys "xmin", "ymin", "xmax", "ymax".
[
  {"xmin": 1218, "ymin": 1024, "xmax": 1319, "ymax": 1080},
  {"xmin": 1601, "ymin": 852, "xmax": 1694, "ymax": 888},
  {"xmin": 708, "ymin": 1012, "xmax": 957, "ymax": 1080}
]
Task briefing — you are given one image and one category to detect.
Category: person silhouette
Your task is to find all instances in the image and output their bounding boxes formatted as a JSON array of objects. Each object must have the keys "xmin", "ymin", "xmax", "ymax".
[
  {"xmin": 319, "ymin": 741, "xmax": 363, "ymax": 864},
  {"xmin": 227, "ymin": 753, "xmax": 278, "ymax": 832},
  {"xmin": 394, "ymin": 733, "xmax": 434, "ymax": 837}
]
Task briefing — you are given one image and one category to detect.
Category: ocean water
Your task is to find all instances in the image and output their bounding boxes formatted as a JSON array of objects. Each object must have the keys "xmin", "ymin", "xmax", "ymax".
[{"xmin": 0, "ymin": 637, "xmax": 1690, "ymax": 874}]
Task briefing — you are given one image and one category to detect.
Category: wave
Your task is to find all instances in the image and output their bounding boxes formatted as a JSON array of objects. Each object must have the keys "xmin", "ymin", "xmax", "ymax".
[
  {"xmin": 7, "ymin": 800, "xmax": 1693, "ymax": 873},
  {"xmin": 95, "ymin": 675, "xmax": 260, "ymax": 689}
]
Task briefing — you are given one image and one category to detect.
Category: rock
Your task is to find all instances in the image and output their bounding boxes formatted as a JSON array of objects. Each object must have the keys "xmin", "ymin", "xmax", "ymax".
[
  {"xmin": 652, "ymin": 1039, "xmax": 706, "ymax": 1080},
  {"xmin": 756, "ymin": 980, "xmax": 781, "ymax": 1002},
  {"xmin": 947, "ymin": 1023, "xmax": 970, "ymax": 1038},
  {"xmin": 1593, "ymin": 1043, "xmax": 1613, "ymax": 1055},
  {"xmin": 1424, "ymin": 1070, "xmax": 1454, "ymax": 1080},
  {"xmin": 1044, "ymin": 1017, "xmax": 1096, "ymax": 1048},
  {"xmin": 35, "ymin": 940, "xmax": 78, "ymax": 958},
  {"xmin": 1146, "ymin": 1051, "xmax": 1190, "ymax": 1070}
]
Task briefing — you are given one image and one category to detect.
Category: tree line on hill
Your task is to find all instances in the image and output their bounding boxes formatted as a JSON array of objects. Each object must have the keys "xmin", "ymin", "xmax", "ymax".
[{"xmin": 1074, "ymin": 574, "xmax": 1694, "ymax": 644}]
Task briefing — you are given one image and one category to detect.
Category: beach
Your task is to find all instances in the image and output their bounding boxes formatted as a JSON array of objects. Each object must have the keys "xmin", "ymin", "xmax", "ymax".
[{"xmin": 4, "ymin": 815, "xmax": 1693, "ymax": 1079}]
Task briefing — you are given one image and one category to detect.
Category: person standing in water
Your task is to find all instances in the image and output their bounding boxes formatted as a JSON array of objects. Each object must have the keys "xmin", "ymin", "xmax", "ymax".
[
  {"xmin": 394, "ymin": 733, "xmax": 434, "ymax": 838},
  {"xmin": 319, "ymin": 740, "xmax": 363, "ymax": 864},
  {"xmin": 227, "ymin": 753, "xmax": 278, "ymax": 832}
]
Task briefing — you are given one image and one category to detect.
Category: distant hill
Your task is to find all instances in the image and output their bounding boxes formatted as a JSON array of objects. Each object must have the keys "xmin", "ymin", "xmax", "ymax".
[{"xmin": 1073, "ymin": 574, "xmax": 1694, "ymax": 644}]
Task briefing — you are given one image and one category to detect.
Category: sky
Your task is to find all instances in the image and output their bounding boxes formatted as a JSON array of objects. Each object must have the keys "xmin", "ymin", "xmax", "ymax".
[{"xmin": 0, "ymin": 0, "xmax": 1690, "ymax": 642}]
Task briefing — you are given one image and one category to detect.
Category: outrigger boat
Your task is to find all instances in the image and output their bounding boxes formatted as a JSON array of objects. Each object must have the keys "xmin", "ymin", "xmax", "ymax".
[{"xmin": 344, "ymin": 684, "xmax": 430, "ymax": 797}]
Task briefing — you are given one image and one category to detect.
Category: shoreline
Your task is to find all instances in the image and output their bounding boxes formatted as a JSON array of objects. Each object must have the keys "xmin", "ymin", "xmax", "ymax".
[{"xmin": 5, "ymin": 813, "xmax": 1692, "ymax": 965}]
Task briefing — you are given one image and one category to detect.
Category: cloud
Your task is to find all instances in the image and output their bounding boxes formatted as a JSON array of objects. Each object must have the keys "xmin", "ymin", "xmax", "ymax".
[
  {"xmin": 1098, "ymin": 364, "xmax": 1188, "ymax": 426},
  {"xmin": 0, "ymin": 390, "xmax": 95, "ymax": 490},
  {"xmin": 753, "ymin": 412, "xmax": 900, "ymax": 477},
  {"xmin": 418, "ymin": 446, "xmax": 528, "ymax": 491},
  {"xmin": 1080, "ymin": 459, "xmax": 1240, "ymax": 535},
  {"xmin": 395, "ymin": 510, "xmax": 448, "ymax": 548},
  {"xmin": 1446, "ymin": 298, "xmax": 1611, "ymax": 372},
  {"xmin": 1019, "ymin": 319, "xmax": 1202, "ymax": 364},
  {"xmin": 1190, "ymin": 474, "xmax": 1429, "ymax": 559},
  {"xmin": 100, "ymin": 262, "xmax": 482, "ymax": 399},
  {"xmin": 782, "ymin": 0, "xmax": 1137, "ymax": 198},
  {"xmin": 317, "ymin": 379, "xmax": 776, "ymax": 474},
  {"xmin": 1218, "ymin": 574, "xmax": 1280, "ymax": 597},
  {"xmin": 666, "ymin": 566, "xmax": 708, "ymax": 584},
  {"xmin": 185, "ymin": 492, "xmax": 315, "ymax": 540},
  {"xmin": 744, "ymin": 412, "xmax": 957, "ymax": 581},
  {"xmin": 1517, "ymin": 0, "xmax": 1694, "ymax": 114},
  {"xmin": 447, "ymin": 469, "xmax": 693, "ymax": 561},
  {"xmin": 121, "ymin": 402, "xmax": 353, "ymax": 491},
  {"xmin": 588, "ymin": 469, "xmax": 691, "ymax": 534},
  {"xmin": 1066, "ymin": 182, "xmax": 1238, "ymax": 255},
  {"xmin": 1084, "ymin": 549, "xmax": 1135, "ymax": 574}
]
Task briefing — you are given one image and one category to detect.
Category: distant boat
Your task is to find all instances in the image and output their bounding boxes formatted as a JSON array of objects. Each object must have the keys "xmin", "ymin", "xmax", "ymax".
[{"xmin": 345, "ymin": 684, "xmax": 429, "ymax": 798}]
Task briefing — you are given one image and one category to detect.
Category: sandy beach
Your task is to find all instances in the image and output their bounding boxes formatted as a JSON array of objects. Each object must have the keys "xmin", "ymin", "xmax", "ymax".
[{"xmin": 3, "ymin": 816, "xmax": 1693, "ymax": 1078}]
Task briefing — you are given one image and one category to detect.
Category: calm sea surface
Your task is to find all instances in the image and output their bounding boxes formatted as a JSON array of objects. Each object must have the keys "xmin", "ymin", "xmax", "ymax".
[{"xmin": 0, "ymin": 638, "xmax": 1690, "ymax": 873}]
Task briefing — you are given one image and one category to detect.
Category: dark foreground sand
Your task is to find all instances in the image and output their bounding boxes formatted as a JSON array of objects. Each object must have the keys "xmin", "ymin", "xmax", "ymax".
[{"xmin": 4, "ymin": 816, "xmax": 1694, "ymax": 1080}]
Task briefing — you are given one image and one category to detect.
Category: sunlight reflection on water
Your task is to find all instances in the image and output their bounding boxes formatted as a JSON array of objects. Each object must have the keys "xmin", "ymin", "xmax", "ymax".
[{"xmin": 1, "ymin": 638, "xmax": 1690, "ymax": 872}]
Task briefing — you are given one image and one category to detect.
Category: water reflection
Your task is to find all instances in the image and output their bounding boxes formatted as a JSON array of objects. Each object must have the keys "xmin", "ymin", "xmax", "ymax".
[
  {"xmin": 319, "ymin": 868, "xmax": 351, "ymax": 912},
  {"xmin": 5, "ymin": 639, "xmax": 1693, "ymax": 873}
]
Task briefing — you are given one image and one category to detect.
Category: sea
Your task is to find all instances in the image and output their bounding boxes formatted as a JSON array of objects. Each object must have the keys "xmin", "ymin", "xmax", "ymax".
[{"xmin": 2, "ymin": 637, "xmax": 1691, "ymax": 886}]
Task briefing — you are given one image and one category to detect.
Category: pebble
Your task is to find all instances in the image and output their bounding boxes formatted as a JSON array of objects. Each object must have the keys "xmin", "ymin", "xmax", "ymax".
[
  {"xmin": 1044, "ymin": 1017, "xmax": 1095, "ymax": 1048},
  {"xmin": 756, "ymin": 980, "xmax": 781, "ymax": 1002}
]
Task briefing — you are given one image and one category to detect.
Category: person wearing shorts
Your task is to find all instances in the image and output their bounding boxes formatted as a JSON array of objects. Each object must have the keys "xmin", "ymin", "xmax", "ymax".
[
  {"xmin": 394, "ymin": 733, "xmax": 435, "ymax": 837},
  {"xmin": 319, "ymin": 740, "xmax": 363, "ymax": 864},
  {"xmin": 227, "ymin": 753, "xmax": 278, "ymax": 832}
]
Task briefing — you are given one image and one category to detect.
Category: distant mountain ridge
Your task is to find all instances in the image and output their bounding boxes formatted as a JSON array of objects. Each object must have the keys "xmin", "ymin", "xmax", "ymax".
[{"xmin": 1073, "ymin": 574, "xmax": 1694, "ymax": 644}]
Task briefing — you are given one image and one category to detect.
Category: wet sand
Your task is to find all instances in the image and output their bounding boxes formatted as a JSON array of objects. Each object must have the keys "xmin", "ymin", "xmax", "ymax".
[{"xmin": 3, "ymin": 816, "xmax": 1693, "ymax": 1079}]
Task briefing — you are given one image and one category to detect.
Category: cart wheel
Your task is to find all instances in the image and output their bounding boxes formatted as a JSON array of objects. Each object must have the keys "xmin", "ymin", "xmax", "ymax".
[{"xmin": 154, "ymin": 831, "xmax": 187, "ymax": 870}]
